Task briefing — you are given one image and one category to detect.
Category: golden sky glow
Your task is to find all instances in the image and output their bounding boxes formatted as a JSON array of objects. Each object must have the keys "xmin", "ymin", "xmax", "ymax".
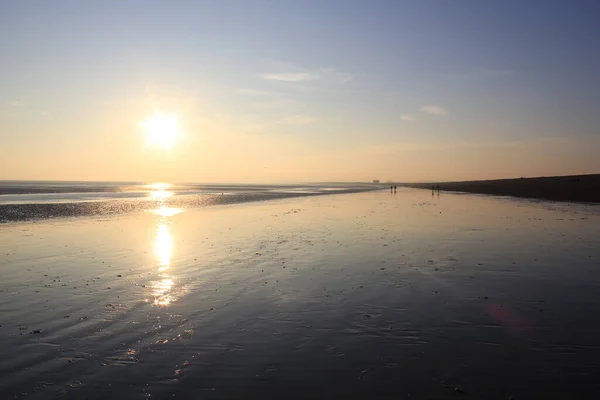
[{"xmin": 2, "ymin": 2, "xmax": 600, "ymax": 183}]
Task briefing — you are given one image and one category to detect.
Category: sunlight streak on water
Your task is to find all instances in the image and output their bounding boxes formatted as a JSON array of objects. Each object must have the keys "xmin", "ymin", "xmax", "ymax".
[
  {"xmin": 150, "ymin": 190, "xmax": 173, "ymax": 200},
  {"xmin": 148, "ymin": 182, "xmax": 174, "ymax": 200},
  {"xmin": 149, "ymin": 183, "xmax": 171, "ymax": 190}
]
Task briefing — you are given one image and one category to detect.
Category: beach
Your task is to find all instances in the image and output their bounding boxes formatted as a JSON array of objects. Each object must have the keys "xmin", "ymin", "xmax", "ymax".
[
  {"xmin": 2, "ymin": 188, "xmax": 600, "ymax": 398},
  {"xmin": 402, "ymin": 174, "xmax": 600, "ymax": 203}
]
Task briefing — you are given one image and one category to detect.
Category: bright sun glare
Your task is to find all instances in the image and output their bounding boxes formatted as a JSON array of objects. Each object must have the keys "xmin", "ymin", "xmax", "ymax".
[{"xmin": 142, "ymin": 112, "xmax": 181, "ymax": 150}]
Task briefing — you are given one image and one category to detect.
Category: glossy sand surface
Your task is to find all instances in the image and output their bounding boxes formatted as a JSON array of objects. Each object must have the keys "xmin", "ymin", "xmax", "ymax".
[{"xmin": 1, "ymin": 189, "xmax": 600, "ymax": 398}]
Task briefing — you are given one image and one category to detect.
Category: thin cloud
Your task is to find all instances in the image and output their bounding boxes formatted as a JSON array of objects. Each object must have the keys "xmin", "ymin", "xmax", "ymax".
[
  {"xmin": 541, "ymin": 136, "xmax": 569, "ymax": 144},
  {"xmin": 471, "ymin": 68, "xmax": 515, "ymax": 79},
  {"xmin": 236, "ymin": 88, "xmax": 280, "ymax": 96},
  {"xmin": 260, "ymin": 73, "xmax": 318, "ymax": 82},
  {"xmin": 215, "ymin": 113, "xmax": 233, "ymax": 121},
  {"xmin": 8, "ymin": 100, "xmax": 22, "ymax": 107},
  {"xmin": 259, "ymin": 62, "xmax": 353, "ymax": 85},
  {"xmin": 250, "ymin": 98, "xmax": 301, "ymax": 111},
  {"xmin": 319, "ymin": 67, "xmax": 354, "ymax": 84},
  {"xmin": 362, "ymin": 136, "xmax": 577, "ymax": 158},
  {"xmin": 420, "ymin": 105, "xmax": 448, "ymax": 116},
  {"xmin": 361, "ymin": 139, "xmax": 524, "ymax": 157},
  {"xmin": 280, "ymin": 115, "xmax": 317, "ymax": 125},
  {"xmin": 242, "ymin": 123, "xmax": 267, "ymax": 132},
  {"xmin": 446, "ymin": 68, "xmax": 516, "ymax": 82},
  {"xmin": 400, "ymin": 114, "xmax": 416, "ymax": 122}
]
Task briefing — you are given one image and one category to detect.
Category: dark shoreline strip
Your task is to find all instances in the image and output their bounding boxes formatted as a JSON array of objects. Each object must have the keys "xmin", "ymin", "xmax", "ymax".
[{"xmin": 401, "ymin": 174, "xmax": 600, "ymax": 204}]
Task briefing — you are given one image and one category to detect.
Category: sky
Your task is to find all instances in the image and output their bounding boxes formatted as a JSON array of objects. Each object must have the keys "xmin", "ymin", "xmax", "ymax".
[{"xmin": 1, "ymin": 0, "xmax": 600, "ymax": 183}]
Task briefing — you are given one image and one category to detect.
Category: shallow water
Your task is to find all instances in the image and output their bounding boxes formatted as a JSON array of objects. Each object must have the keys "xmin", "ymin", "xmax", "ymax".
[
  {"xmin": 0, "ymin": 182, "xmax": 376, "ymax": 222},
  {"xmin": 1, "ymin": 189, "xmax": 600, "ymax": 398}
]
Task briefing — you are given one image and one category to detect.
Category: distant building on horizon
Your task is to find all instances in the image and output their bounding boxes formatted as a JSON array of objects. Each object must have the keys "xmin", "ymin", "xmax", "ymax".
[{"xmin": 372, "ymin": 180, "xmax": 380, "ymax": 184}]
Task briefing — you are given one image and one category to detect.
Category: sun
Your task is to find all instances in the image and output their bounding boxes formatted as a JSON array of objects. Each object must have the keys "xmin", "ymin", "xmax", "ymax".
[{"xmin": 142, "ymin": 112, "xmax": 181, "ymax": 150}]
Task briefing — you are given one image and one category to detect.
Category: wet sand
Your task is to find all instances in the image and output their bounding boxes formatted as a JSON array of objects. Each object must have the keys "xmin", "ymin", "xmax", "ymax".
[
  {"xmin": 1, "ymin": 189, "xmax": 600, "ymax": 398},
  {"xmin": 403, "ymin": 174, "xmax": 600, "ymax": 203}
]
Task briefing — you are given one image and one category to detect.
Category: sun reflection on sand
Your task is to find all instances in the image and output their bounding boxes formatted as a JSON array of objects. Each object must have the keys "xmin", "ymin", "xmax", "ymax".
[
  {"xmin": 153, "ymin": 277, "xmax": 175, "ymax": 306},
  {"xmin": 145, "ymin": 182, "xmax": 183, "ymax": 306},
  {"xmin": 155, "ymin": 223, "xmax": 172, "ymax": 271},
  {"xmin": 151, "ymin": 206, "xmax": 182, "ymax": 218},
  {"xmin": 150, "ymin": 219, "xmax": 179, "ymax": 306}
]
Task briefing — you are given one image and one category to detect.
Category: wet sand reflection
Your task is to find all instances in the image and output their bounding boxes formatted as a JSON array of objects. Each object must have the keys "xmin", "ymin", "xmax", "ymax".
[{"xmin": 149, "ymin": 206, "xmax": 182, "ymax": 306}]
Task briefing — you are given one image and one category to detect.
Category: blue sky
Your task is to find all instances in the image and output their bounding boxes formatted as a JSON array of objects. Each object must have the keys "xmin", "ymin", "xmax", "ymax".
[{"xmin": 1, "ymin": 0, "xmax": 599, "ymax": 182}]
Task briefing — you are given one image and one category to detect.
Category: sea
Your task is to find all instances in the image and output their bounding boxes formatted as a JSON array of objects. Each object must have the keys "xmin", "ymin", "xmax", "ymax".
[{"xmin": 0, "ymin": 180, "xmax": 379, "ymax": 223}]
